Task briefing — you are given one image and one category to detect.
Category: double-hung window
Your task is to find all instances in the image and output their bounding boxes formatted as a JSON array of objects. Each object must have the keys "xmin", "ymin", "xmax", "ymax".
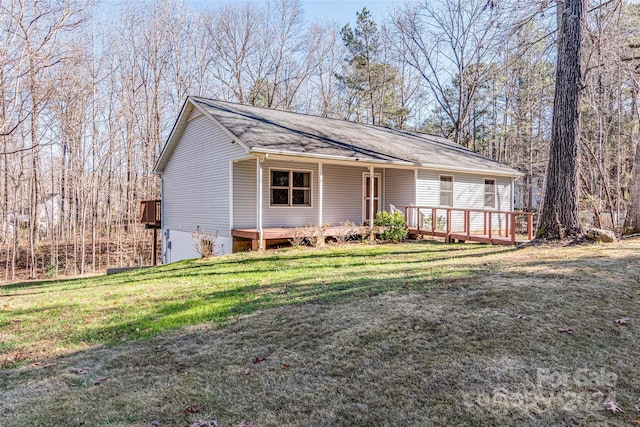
[
  {"xmin": 484, "ymin": 179, "xmax": 496, "ymax": 208},
  {"xmin": 270, "ymin": 170, "xmax": 311, "ymax": 207},
  {"xmin": 439, "ymin": 176, "xmax": 453, "ymax": 207}
]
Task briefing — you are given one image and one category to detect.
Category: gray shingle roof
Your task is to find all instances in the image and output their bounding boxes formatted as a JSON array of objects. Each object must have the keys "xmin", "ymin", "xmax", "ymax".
[{"xmin": 158, "ymin": 96, "xmax": 522, "ymax": 176}]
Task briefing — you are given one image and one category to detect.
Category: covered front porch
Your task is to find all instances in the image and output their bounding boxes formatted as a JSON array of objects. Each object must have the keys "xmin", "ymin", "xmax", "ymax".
[
  {"xmin": 232, "ymin": 155, "xmax": 404, "ymax": 251},
  {"xmin": 231, "ymin": 154, "xmax": 526, "ymax": 251}
]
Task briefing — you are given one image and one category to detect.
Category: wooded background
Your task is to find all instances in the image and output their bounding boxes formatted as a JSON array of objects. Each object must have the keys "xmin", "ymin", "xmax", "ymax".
[{"xmin": 1, "ymin": 0, "xmax": 639, "ymax": 279}]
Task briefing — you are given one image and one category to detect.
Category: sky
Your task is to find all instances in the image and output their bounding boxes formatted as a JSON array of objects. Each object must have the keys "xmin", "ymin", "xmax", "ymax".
[
  {"xmin": 298, "ymin": 0, "xmax": 399, "ymax": 24},
  {"xmin": 95, "ymin": 0, "xmax": 403, "ymax": 30},
  {"xmin": 139, "ymin": 0, "xmax": 401, "ymax": 25}
]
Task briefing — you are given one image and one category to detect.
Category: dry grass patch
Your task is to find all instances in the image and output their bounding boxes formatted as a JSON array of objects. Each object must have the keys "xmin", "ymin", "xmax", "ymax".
[{"xmin": 1, "ymin": 240, "xmax": 639, "ymax": 426}]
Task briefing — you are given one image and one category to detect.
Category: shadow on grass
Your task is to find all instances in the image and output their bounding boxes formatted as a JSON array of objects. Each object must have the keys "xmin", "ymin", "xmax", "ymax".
[
  {"xmin": 66, "ymin": 251, "xmax": 515, "ymax": 347},
  {"xmin": 3, "ymin": 244, "xmax": 640, "ymax": 426},
  {"xmin": 62, "ymin": 242, "xmax": 505, "ymax": 345},
  {"xmin": 114, "ymin": 243, "xmax": 515, "ymax": 283},
  {"xmin": 0, "ymin": 242, "xmax": 515, "ymax": 294},
  {"xmin": 6, "ymin": 241, "xmax": 635, "ymax": 366}
]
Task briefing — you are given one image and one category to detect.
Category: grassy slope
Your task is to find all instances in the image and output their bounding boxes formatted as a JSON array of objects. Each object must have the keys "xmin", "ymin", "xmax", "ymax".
[{"xmin": 0, "ymin": 240, "xmax": 639, "ymax": 426}]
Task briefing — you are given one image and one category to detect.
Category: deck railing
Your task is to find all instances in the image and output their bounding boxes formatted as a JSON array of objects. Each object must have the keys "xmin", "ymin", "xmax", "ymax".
[
  {"xmin": 396, "ymin": 205, "xmax": 534, "ymax": 245},
  {"xmin": 140, "ymin": 200, "xmax": 161, "ymax": 227}
]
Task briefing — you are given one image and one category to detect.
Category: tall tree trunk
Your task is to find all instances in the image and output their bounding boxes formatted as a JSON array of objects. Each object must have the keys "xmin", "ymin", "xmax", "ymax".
[
  {"xmin": 623, "ymin": 139, "xmax": 640, "ymax": 234},
  {"xmin": 623, "ymin": 74, "xmax": 640, "ymax": 235},
  {"xmin": 537, "ymin": 0, "xmax": 585, "ymax": 240}
]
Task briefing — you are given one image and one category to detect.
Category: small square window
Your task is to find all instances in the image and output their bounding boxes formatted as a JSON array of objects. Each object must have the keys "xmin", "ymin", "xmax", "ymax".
[
  {"xmin": 292, "ymin": 189, "xmax": 310, "ymax": 205},
  {"xmin": 271, "ymin": 188, "xmax": 289, "ymax": 205},
  {"xmin": 293, "ymin": 172, "xmax": 309, "ymax": 188},
  {"xmin": 271, "ymin": 170, "xmax": 289, "ymax": 187}
]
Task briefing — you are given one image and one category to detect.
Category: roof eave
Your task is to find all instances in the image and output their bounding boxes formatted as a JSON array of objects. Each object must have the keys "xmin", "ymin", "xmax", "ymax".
[
  {"xmin": 249, "ymin": 148, "xmax": 417, "ymax": 166},
  {"xmin": 250, "ymin": 148, "xmax": 523, "ymax": 177},
  {"xmin": 419, "ymin": 162, "xmax": 524, "ymax": 177}
]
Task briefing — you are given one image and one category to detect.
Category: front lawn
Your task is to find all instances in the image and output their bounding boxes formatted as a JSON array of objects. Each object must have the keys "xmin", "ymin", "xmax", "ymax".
[{"xmin": 1, "ymin": 240, "xmax": 639, "ymax": 426}]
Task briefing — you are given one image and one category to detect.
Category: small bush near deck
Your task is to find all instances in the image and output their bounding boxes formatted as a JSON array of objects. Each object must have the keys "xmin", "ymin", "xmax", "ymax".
[
  {"xmin": 333, "ymin": 220, "xmax": 359, "ymax": 245},
  {"xmin": 288, "ymin": 227, "xmax": 310, "ymax": 247},
  {"xmin": 424, "ymin": 213, "xmax": 447, "ymax": 231},
  {"xmin": 374, "ymin": 211, "xmax": 408, "ymax": 242},
  {"xmin": 191, "ymin": 229, "xmax": 221, "ymax": 257}
]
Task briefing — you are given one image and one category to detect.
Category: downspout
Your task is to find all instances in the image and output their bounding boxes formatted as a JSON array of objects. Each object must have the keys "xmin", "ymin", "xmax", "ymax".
[
  {"xmin": 161, "ymin": 176, "xmax": 167, "ymax": 264},
  {"xmin": 229, "ymin": 160, "xmax": 234, "ymax": 253},
  {"xmin": 414, "ymin": 169, "xmax": 419, "ymax": 228},
  {"xmin": 369, "ymin": 165, "xmax": 375, "ymax": 230}
]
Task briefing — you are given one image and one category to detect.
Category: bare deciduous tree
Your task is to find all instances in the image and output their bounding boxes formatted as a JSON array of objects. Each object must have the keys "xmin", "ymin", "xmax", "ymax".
[{"xmin": 391, "ymin": 0, "xmax": 509, "ymax": 145}]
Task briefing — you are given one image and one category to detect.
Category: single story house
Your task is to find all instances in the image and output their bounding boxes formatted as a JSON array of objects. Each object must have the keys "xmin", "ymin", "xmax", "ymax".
[{"xmin": 154, "ymin": 96, "xmax": 523, "ymax": 263}]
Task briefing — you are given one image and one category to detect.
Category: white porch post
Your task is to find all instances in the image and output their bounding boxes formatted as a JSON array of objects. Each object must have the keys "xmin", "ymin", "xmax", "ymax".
[
  {"xmin": 256, "ymin": 156, "xmax": 264, "ymax": 250},
  {"xmin": 369, "ymin": 165, "xmax": 374, "ymax": 229},
  {"xmin": 318, "ymin": 162, "xmax": 323, "ymax": 226},
  {"xmin": 229, "ymin": 160, "xmax": 234, "ymax": 235},
  {"xmin": 414, "ymin": 168, "xmax": 419, "ymax": 228}
]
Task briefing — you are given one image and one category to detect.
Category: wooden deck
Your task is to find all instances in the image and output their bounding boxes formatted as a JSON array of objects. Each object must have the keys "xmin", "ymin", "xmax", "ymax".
[
  {"xmin": 398, "ymin": 206, "xmax": 534, "ymax": 246},
  {"xmin": 232, "ymin": 206, "xmax": 534, "ymax": 251},
  {"xmin": 233, "ymin": 225, "xmax": 375, "ymax": 240},
  {"xmin": 139, "ymin": 200, "xmax": 162, "ymax": 265},
  {"xmin": 140, "ymin": 200, "xmax": 161, "ymax": 228},
  {"xmin": 232, "ymin": 225, "xmax": 375, "ymax": 251}
]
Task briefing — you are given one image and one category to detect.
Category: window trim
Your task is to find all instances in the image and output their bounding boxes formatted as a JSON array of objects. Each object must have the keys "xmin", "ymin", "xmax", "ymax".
[
  {"xmin": 484, "ymin": 178, "xmax": 496, "ymax": 209},
  {"xmin": 439, "ymin": 175, "xmax": 453, "ymax": 207},
  {"xmin": 269, "ymin": 168, "xmax": 313, "ymax": 208}
]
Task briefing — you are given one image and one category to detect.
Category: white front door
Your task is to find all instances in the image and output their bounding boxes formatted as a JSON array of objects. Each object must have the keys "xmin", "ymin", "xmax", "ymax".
[{"xmin": 363, "ymin": 173, "xmax": 381, "ymax": 224}]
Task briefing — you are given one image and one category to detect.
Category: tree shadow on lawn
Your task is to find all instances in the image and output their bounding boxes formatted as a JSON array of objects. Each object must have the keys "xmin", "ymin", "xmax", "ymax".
[
  {"xmin": 0, "ymin": 243, "xmax": 516, "ymax": 363},
  {"xmin": 8, "ymin": 237, "xmax": 633, "ymax": 295},
  {"xmin": 65, "ymin": 248, "xmax": 640, "ymax": 351},
  {"xmin": 0, "ymin": 276, "xmax": 97, "ymax": 294},
  {"xmin": 126, "ymin": 243, "xmax": 515, "ymax": 282},
  {"xmin": 72, "ymin": 270, "xmax": 471, "ymax": 346},
  {"xmin": 0, "ymin": 242, "xmax": 514, "ymax": 295},
  {"xmin": 2, "ymin": 251, "xmax": 639, "ymax": 426},
  {"xmin": 6, "ymin": 242, "xmax": 634, "ymax": 360}
]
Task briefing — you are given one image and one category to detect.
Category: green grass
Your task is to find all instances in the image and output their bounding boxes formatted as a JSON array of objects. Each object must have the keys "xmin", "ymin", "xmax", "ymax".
[
  {"xmin": 0, "ymin": 243, "xmax": 498, "ymax": 364},
  {"xmin": 1, "ymin": 240, "xmax": 639, "ymax": 426}
]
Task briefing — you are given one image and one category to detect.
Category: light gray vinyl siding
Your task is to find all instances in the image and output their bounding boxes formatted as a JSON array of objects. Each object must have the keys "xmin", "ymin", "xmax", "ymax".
[
  {"xmin": 496, "ymin": 177, "xmax": 512, "ymax": 211},
  {"xmin": 233, "ymin": 159, "xmax": 256, "ymax": 228},
  {"xmin": 416, "ymin": 169, "xmax": 439, "ymax": 207},
  {"xmin": 384, "ymin": 168, "xmax": 415, "ymax": 210},
  {"xmin": 323, "ymin": 164, "xmax": 368, "ymax": 225},
  {"xmin": 234, "ymin": 161, "xmax": 403, "ymax": 228},
  {"xmin": 262, "ymin": 159, "xmax": 319, "ymax": 227},
  {"xmin": 162, "ymin": 115, "xmax": 246, "ymax": 236}
]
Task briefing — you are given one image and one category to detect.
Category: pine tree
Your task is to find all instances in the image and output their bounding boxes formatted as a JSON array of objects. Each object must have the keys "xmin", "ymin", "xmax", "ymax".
[
  {"xmin": 537, "ymin": 0, "xmax": 585, "ymax": 239},
  {"xmin": 337, "ymin": 8, "xmax": 408, "ymax": 126}
]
